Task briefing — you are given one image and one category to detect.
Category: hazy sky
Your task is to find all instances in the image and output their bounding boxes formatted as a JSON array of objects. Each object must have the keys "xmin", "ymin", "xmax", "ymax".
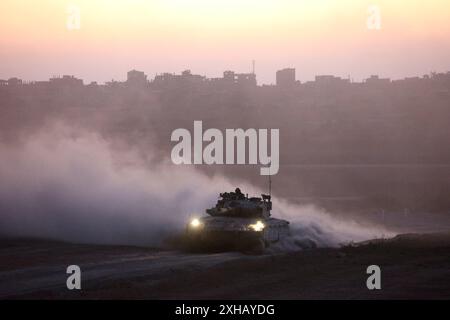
[{"xmin": 1, "ymin": 0, "xmax": 449, "ymax": 84}]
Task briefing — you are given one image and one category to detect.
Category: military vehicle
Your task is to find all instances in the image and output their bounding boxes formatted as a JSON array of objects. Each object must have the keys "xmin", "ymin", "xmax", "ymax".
[{"xmin": 185, "ymin": 188, "xmax": 290, "ymax": 252}]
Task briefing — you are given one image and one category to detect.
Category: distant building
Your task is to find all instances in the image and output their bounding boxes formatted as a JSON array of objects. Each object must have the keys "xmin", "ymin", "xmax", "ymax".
[
  {"xmin": 365, "ymin": 75, "xmax": 390, "ymax": 86},
  {"xmin": 7, "ymin": 77, "xmax": 23, "ymax": 86},
  {"xmin": 153, "ymin": 72, "xmax": 175, "ymax": 87},
  {"xmin": 87, "ymin": 81, "xmax": 98, "ymax": 88},
  {"xmin": 314, "ymin": 75, "xmax": 350, "ymax": 88},
  {"xmin": 236, "ymin": 73, "xmax": 257, "ymax": 87},
  {"xmin": 213, "ymin": 70, "xmax": 257, "ymax": 87},
  {"xmin": 126, "ymin": 70, "xmax": 147, "ymax": 87},
  {"xmin": 180, "ymin": 70, "xmax": 205, "ymax": 84},
  {"xmin": 49, "ymin": 75, "xmax": 83, "ymax": 87},
  {"xmin": 223, "ymin": 71, "xmax": 236, "ymax": 84},
  {"xmin": 315, "ymin": 75, "xmax": 344, "ymax": 83},
  {"xmin": 30, "ymin": 80, "xmax": 51, "ymax": 88},
  {"xmin": 105, "ymin": 79, "xmax": 124, "ymax": 88},
  {"xmin": 153, "ymin": 70, "xmax": 205, "ymax": 88},
  {"xmin": 276, "ymin": 68, "xmax": 296, "ymax": 88},
  {"xmin": 430, "ymin": 72, "xmax": 450, "ymax": 81}
]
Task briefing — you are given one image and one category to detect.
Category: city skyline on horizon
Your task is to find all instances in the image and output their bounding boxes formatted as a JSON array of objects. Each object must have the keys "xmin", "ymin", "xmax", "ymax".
[
  {"xmin": 1, "ymin": 0, "xmax": 449, "ymax": 85},
  {"xmin": 2, "ymin": 66, "xmax": 449, "ymax": 86}
]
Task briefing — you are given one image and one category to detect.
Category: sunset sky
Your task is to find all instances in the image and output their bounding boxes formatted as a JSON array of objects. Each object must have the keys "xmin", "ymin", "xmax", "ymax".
[{"xmin": 1, "ymin": 0, "xmax": 449, "ymax": 84}]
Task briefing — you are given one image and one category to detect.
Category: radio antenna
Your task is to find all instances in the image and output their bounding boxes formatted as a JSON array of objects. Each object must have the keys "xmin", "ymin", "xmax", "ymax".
[{"xmin": 269, "ymin": 171, "xmax": 272, "ymax": 198}]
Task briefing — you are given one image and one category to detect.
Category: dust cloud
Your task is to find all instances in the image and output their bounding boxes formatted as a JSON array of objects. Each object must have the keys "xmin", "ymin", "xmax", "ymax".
[{"xmin": 0, "ymin": 125, "xmax": 390, "ymax": 248}]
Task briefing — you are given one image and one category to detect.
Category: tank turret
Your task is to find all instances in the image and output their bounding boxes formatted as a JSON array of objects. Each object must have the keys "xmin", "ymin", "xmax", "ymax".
[{"xmin": 206, "ymin": 188, "xmax": 272, "ymax": 218}]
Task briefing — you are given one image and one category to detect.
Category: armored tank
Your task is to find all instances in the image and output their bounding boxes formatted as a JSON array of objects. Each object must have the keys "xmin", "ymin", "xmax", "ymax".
[{"xmin": 185, "ymin": 188, "xmax": 290, "ymax": 252}]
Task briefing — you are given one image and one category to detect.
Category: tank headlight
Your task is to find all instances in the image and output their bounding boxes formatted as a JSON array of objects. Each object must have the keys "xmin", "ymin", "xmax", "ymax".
[
  {"xmin": 249, "ymin": 220, "xmax": 265, "ymax": 232},
  {"xmin": 190, "ymin": 218, "xmax": 201, "ymax": 228}
]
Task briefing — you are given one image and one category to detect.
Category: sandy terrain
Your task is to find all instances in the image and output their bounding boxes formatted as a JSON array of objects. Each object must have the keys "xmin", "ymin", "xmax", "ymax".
[{"xmin": 1, "ymin": 233, "xmax": 450, "ymax": 299}]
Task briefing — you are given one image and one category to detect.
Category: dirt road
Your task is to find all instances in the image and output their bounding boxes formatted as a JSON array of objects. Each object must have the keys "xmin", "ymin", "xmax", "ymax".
[
  {"xmin": 1, "ymin": 233, "xmax": 450, "ymax": 299},
  {"xmin": 0, "ymin": 239, "xmax": 245, "ymax": 299}
]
